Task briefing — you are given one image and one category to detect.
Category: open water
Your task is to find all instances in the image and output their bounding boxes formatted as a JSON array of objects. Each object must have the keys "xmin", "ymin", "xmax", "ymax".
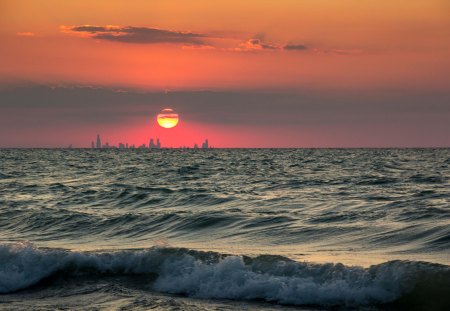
[{"xmin": 0, "ymin": 149, "xmax": 449, "ymax": 310}]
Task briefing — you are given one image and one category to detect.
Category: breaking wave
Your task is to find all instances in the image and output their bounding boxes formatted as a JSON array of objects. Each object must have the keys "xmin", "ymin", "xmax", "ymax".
[{"xmin": 1, "ymin": 242, "xmax": 449, "ymax": 308}]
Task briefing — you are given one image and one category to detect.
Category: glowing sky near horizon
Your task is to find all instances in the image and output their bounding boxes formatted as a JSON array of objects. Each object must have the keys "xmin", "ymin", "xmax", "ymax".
[{"xmin": 0, "ymin": 0, "xmax": 449, "ymax": 147}]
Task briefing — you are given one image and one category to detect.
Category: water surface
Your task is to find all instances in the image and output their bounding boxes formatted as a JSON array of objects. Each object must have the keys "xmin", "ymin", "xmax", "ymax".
[{"xmin": 1, "ymin": 149, "xmax": 449, "ymax": 310}]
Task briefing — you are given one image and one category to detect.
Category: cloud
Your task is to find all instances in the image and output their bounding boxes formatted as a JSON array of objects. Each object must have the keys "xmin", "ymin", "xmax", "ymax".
[
  {"xmin": 181, "ymin": 44, "xmax": 216, "ymax": 50},
  {"xmin": 232, "ymin": 37, "xmax": 309, "ymax": 52},
  {"xmin": 62, "ymin": 25, "xmax": 360, "ymax": 56},
  {"xmin": 232, "ymin": 38, "xmax": 280, "ymax": 52},
  {"xmin": 16, "ymin": 32, "xmax": 35, "ymax": 37},
  {"xmin": 283, "ymin": 44, "xmax": 308, "ymax": 51},
  {"xmin": 248, "ymin": 38, "xmax": 278, "ymax": 50},
  {"xmin": 3, "ymin": 84, "xmax": 449, "ymax": 125},
  {"xmin": 314, "ymin": 48, "xmax": 365, "ymax": 55},
  {"xmin": 63, "ymin": 25, "xmax": 206, "ymax": 45},
  {"xmin": 70, "ymin": 25, "xmax": 116, "ymax": 33},
  {"xmin": 1, "ymin": 84, "xmax": 450, "ymax": 147}
]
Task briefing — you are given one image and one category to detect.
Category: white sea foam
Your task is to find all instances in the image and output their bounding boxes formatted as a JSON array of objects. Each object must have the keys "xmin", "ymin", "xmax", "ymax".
[
  {"xmin": 0, "ymin": 242, "xmax": 448, "ymax": 307},
  {"xmin": 153, "ymin": 255, "xmax": 406, "ymax": 306}
]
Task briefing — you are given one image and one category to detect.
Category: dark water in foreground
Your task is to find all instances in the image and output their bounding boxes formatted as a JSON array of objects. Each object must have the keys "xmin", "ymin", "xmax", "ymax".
[{"xmin": 0, "ymin": 149, "xmax": 449, "ymax": 310}]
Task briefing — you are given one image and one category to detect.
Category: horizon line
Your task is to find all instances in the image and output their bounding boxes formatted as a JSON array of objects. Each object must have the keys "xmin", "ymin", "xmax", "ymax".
[{"xmin": 1, "ymin": 147, "xmax": 449, "ymax": 150}]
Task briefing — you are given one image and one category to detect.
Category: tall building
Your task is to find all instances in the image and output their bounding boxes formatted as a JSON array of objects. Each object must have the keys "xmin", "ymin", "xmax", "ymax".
[
  {"xmin": 201, "ymin": 139, "xmax": 209, "ymax": 149},
  {"xmin": 149, "ymin": 138, "xmax": 161, "ymax": 149},
  {"xmin": 96, "ymin": 134, "xmax": 102, "ymax": 149}
]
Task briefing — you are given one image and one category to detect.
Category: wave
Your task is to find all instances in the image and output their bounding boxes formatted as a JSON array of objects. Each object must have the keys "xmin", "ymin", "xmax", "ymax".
[
  {"xmin": 1, "ymin": 242, "xmax": 449, "ymax": 308},
  {"xmin": 0, "ymin": 172, "xmax": 13, "ymax": 179},
  {"xmin": 410, "ymin": 174, "xmax": 446, "ymax": 184}
]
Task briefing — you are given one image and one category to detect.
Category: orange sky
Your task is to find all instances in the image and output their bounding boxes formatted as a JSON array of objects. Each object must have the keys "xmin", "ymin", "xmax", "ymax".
[
  {"xmin": 0, "ymin": 1, "xmax": 449, "ymax": 147},
  {"xmin": 1, "ymin": 0, "xmax": 449, "ymax": 90}
]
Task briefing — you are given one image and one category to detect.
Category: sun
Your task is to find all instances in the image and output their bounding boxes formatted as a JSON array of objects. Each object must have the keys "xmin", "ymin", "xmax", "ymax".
[{"xmin": 157, "ymin": 108, "xmax": 179, "ymax": 128}]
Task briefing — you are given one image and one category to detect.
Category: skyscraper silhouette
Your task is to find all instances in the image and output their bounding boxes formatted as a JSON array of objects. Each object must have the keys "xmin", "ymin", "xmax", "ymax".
[{"xmin": 96, "ymin": 134, "xmax": 102, "ymax": 149}]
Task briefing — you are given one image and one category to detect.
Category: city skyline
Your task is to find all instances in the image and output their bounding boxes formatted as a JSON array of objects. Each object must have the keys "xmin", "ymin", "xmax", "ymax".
[{"xmin": 90, "ymin": 134, "xmax": 210, "ymax": 150}]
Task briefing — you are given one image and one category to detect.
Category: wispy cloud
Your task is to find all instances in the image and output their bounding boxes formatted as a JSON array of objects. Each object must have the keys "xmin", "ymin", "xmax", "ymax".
[
  {"xmin": 283, "ymin": 44, "xmax": 308, "ymax": 51},
  {"xmin": 231, "ymin": 39, "xmax": 273, "ymax": 52},
  {"xmin": 314, "ymin": 48, "xmax": 365, "ymax": 55},
  {"xmin": 16, "ymin": 32, "xmax": 35, "ymax": 37},
  {"xmin": 234, "ymin": 38, "xmax": 279, "ymax": 51},
  {"xmin": 232, "ymin": 37, "xmax": 309, "ymax": 52},
  {"xmin": 62, "ymin": 25, "xmax": 207, "ymax": 45},
  {"xmin": 181, "ymin": 44, "xmax": 216, "ymax": 50}
]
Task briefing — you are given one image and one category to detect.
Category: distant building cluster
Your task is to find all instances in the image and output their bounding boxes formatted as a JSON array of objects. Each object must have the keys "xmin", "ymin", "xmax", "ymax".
[
  {"xmin": 149, "ymin": 138, "xmax": 161, "ymax": 149},
  {"xmin": 193, "ymin": 139, "xmax": 209, "ymax": 149},
  {"xmin": 91, "ymin": 134, "xmax": 210, "ymax": 149}
]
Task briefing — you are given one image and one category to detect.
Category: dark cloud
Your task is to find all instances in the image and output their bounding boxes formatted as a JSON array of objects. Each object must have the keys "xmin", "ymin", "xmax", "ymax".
[
  {"xmin": 67, "ymin": 25, "xmax": 206, "ymax": 45},
  {"xmin": 2, "ymin": 84, "xmax": 450, "ymax": 125},
  {"xmin": 64, "ymin": 26, "xmax": 325, "ymax": 53},
  {"xmin": 70, "ymin": 25, "xmax": 112, "ymax": 33},
  {"xmin": 1, "ymin": 85, "xmax": 450, "ymax": 147},
  {"xmin": 284, "ymin": 44, "xmax": 308, "ymax": 51}
]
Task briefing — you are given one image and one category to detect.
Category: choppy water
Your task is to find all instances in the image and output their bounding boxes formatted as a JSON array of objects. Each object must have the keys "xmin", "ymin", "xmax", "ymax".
[{"xmin": 0, "ymin": 149, "xmax": 449, "ymax": 310}]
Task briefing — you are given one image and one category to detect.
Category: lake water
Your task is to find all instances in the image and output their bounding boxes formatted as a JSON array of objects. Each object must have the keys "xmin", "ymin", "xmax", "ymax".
[{"xmin": 0, "ymin": 149, "xmax": 449, "ymax": 310}]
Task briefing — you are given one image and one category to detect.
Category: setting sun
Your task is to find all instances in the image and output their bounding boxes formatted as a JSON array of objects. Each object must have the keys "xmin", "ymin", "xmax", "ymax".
[{"xmin": 157, "ymin": 108, "xmax": 179, "ymax": 129}]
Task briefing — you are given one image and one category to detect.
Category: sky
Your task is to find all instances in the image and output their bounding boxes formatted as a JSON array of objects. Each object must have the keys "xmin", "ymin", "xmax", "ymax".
[{"xmin": 0, "ymin": 0, "xmax": 449, "ymax": 147}]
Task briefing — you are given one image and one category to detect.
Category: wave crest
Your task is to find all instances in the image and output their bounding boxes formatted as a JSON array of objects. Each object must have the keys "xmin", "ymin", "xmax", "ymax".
[{"xmin": 1, "ymin": 242, "xmax": 449, "ymax": 308}]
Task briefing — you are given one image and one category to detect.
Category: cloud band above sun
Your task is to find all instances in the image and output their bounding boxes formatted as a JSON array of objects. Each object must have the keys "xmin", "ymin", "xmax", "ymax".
[
  {"xmin": 62, "ymin": 25, "xmax": 207, "ymax": 45},
  {"xmin": 60, "ymin": 24, "xmax": 312, "ymax": 52}
]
